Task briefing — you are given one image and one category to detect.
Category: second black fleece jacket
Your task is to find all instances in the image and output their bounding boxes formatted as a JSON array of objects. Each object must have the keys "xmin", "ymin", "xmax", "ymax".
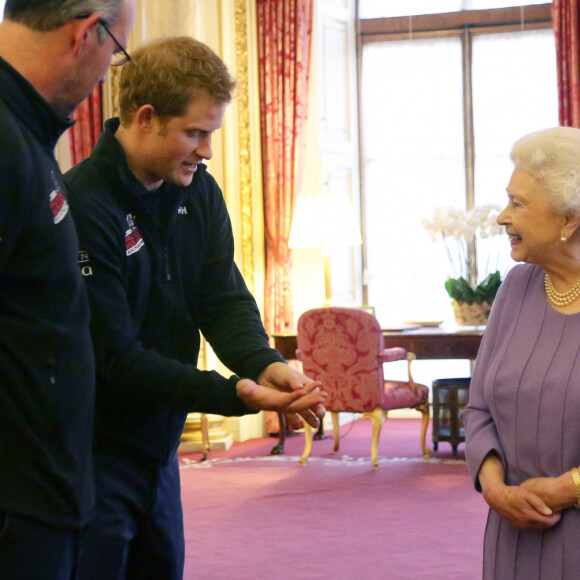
[
  {"xmin": 0, "ymin": 57, "xmax": 94, "ymax": 529},
  {"xmin": 64, "ymin": 118, "xmax": 284, "ymax": 468}
]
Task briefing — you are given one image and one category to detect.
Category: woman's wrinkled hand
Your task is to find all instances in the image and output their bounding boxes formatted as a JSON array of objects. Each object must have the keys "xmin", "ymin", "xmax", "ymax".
[
  {"xmin": 483, "ymin": 482, "xmax": 561, "ymax": 531},
  {"xmin": 520, "ymin": 474, "xmax": 578, "ymax": 513}
]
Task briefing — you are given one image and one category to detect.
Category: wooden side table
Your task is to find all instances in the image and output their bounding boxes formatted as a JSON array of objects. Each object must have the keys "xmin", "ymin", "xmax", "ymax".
[{"xmin": 432, "ymin": 377, "xmax": 470, "ymax": 454}]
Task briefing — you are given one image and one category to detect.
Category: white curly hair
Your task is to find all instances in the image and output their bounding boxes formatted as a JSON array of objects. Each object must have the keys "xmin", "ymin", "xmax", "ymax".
[{"xmin": 511, "ymin": 126, "xmax": 580, "ymax": 216}]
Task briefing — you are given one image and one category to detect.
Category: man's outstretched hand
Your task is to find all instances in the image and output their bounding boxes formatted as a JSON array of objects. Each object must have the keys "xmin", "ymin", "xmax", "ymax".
[
  {"xmin": 258, "ymin": 361, "xmax": 327, "ymax": 430},
  {"xmin": 237, "ymin": 369, "xmax": 327, "ymax": 430}
]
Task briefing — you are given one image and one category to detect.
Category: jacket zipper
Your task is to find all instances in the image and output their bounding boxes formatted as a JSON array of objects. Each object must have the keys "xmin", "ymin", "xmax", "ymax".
[{"xmin": 162, "ymin": 247, "xmax": 172, "ymax": 282}]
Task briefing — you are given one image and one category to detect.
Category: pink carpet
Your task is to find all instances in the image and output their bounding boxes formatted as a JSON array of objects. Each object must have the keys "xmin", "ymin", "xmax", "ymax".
[{"xmin": 179, "ymin": 418, "xmax": 488, "ymax": 579}]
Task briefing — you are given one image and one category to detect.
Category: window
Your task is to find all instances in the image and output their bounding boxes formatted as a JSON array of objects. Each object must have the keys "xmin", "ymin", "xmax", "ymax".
[
  {"xmin": 358, "ymin": 4, "xmax": 557, "ymax": 385},
  {"xmin": 361, "ymin": 35, "xmax": 466, "ymax": 324},
  {"xmin": 359, "ymin": 5, "xmax": 556, "ymax": 326}
]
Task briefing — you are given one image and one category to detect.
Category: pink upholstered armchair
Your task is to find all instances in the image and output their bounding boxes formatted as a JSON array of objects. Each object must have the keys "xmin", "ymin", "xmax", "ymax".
[{"xmin": 296, "ymin": 307, "xmax": 430, "ymax": 469}]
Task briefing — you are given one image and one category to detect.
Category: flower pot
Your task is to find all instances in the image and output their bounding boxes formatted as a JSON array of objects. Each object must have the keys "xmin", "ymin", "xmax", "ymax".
[{"xmin": 451, "ymin": 299, "xmax": 493, "ymax": 326}]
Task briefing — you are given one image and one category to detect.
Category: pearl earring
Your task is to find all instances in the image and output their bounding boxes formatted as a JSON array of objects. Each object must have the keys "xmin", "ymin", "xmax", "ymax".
[{"xmin": 561, "ymin": 235, "xmax": 568, "ymax": 243}]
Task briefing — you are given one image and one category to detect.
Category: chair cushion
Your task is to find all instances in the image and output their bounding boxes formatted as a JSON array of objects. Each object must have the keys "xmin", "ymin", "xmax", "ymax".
[{"xmin": 382, "ymin": 381, "xmax": 429, "ymax": 409}]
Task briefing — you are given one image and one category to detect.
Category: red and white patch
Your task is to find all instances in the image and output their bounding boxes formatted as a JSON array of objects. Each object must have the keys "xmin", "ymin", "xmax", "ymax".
[
  {"xmin": 49, "ymin": 189, "xmax": 69, "ymax": 224},
  {"xmin": 125, "ymin": 214, "xmax": 144, "ymax": 256},
  {"xmin": 126, "ymin": 227, "xmax": 144, "ymax": 256}
]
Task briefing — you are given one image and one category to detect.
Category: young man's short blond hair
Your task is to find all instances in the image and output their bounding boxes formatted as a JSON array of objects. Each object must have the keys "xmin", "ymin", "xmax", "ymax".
[{"xmin": 119, "ymin": 36, "xmax": 237, "ymax": 125}]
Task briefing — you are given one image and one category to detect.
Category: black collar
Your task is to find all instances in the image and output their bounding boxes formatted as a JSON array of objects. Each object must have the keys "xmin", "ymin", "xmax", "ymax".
[
  {"xmin": 91, "ymin": 117, "xmax": 208, "ymax": 217},
  {"xmin": 0, "ymin": 56, "xmax": 74, "ymax": 151}
]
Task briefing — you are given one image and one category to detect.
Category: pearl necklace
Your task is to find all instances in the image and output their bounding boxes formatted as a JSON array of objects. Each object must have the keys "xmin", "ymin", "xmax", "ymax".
[{"xmin": 544, "ymin": 273, "xmax": 580, "ymax": 307}]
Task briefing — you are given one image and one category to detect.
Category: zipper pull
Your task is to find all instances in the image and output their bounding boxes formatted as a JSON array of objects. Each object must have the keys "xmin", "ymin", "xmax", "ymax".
[{"xmin": 163, "ymin": 251, "xmax": 172, "ymax": 282}]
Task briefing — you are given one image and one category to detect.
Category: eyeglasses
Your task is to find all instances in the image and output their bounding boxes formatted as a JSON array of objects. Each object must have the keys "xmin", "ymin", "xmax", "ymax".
[
  {"xmin": 98, "ymin": 19, "xmax": 131, "ymax": 67},
  {"xmin": 75, "ymin": 13, "xmax": 131, "ymax": 67}
]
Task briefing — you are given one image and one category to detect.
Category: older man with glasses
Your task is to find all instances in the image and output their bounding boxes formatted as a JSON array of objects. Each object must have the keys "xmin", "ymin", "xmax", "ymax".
[
  {"xmin": 76, "ymin": 13, "xmax": 132, "ymax": 67},
  {"xmin": 0, "ymin": 1, "xmax": 135, "ymax": 579}
]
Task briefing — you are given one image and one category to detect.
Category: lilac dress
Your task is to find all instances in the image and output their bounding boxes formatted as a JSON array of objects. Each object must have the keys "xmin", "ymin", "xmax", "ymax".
[{"xmin": 462, "ymin": 263, "xmax": 580, "ymax": 580}]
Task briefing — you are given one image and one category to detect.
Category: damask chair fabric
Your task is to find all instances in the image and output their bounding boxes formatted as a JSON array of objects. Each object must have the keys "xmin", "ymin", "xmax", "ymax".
[{"xmin": 296, "ymin": 307, "xmax": 430, "ymax": 468}]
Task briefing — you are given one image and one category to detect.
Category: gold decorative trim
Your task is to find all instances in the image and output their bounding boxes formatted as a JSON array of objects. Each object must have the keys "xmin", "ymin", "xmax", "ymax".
[{"xmin": 234, "ymin": 0, "xmax": 255, "ymax": 294}]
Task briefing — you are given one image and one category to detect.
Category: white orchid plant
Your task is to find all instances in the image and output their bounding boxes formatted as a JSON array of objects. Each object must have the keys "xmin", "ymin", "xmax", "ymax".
[{"xmin": 423, "ymin": 204, "xmax": 504, "ymax": 304}]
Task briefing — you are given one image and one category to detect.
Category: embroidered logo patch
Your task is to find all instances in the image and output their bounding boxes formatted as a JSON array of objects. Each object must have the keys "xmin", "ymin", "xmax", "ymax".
[
  {"xmin": 49, "ymin": 170, "xmax": 69, "ymax": 224},
  {"xmin": 125, "ymin": 213, "xmax": 144, "ymax": 256},
  {"xmin": 178, "ymin": 206, "xmax": 188, "ymax": 215},
  {"xmin": 49, "ymin": 189, "xmax": 69, "ymax": 224}
]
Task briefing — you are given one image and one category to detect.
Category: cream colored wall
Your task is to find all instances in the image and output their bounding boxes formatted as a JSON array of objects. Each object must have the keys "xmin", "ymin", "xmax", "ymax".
[
  {"xmin": 290, "ymin": 0, "xmax": 362, "ymax": 323},
  {"xmin": 132, "ymin": 0, "xmax": 201, "ymax": 41},
  {"xmin": 55, "ymin": 134, "xmax": 72, "ymax": 174}
]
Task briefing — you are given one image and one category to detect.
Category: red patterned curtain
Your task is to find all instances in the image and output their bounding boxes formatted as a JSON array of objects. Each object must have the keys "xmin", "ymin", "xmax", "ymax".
[
  {"xmin": 68, "ymin": 85, "xmax": 103, "ymax": 165},
  {"xmin": 257, "ymin": 0, "xmax": 314, "ymax": 334},
  {"xmin": 552, "ymin": 0, "xmax": 580, "ymax": 127}
]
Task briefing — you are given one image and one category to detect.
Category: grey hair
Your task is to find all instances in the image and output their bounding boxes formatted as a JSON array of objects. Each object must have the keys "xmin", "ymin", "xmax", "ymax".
[
  {"xmin": 511, "ymin": 126, "xmax": 580, "ymax": 216},
  {"xmin": 4, "ymin": 0, "xmax": 123, "ymax": 33}
]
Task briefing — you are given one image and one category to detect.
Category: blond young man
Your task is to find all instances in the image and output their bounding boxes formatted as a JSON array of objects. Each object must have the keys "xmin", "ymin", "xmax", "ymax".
[{"xmin": 64, "ymin": 37, "xmax": 326, "ymax": 579}]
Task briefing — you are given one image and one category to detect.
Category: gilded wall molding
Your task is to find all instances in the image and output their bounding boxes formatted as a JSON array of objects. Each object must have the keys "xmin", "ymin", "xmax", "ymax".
[{"xmin": 234, "ymin": 0, "xmax": 255, "ymax": 294}]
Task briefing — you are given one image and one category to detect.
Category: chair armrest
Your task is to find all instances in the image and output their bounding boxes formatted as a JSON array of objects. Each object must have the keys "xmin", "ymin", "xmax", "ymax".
[
  {"xmin": 406, "ymin": 352, "xmax": 416, "ymax": 388},
  {"xmin": 379, "ymin": 347, "xmax": 407, "ymax": 363}
]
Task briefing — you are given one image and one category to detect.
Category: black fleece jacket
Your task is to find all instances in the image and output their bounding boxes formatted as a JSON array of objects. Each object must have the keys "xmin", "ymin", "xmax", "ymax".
[
  {"xmin": 64, "ymin": 118, "xmax": 284, "ymax": 468},
  {"xmin": 0, "ymin": 57, "xmax": 95, "ymax": 529}
]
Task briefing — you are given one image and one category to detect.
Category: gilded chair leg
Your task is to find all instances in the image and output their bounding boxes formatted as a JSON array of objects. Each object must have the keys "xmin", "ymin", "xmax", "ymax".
[
  {"xmin": 418, "ymin": 403, "xmax": 431, "ymax": 458},
  {"xmin": 332, "ymin": 412, "xmax": 340, "ymax": 452},
  {"xmin": 363, "ymin": 408, "xmax": 384, "ymax": 470},
  {"xmin": 300, "ymin": 420, "xmax": 313, "ymax": 467}
]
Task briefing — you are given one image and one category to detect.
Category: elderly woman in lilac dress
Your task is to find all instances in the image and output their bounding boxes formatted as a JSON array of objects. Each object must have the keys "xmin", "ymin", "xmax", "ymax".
[{"xmin": 462, "ymin": 126, "xmax": 580, "ymax": 580}]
